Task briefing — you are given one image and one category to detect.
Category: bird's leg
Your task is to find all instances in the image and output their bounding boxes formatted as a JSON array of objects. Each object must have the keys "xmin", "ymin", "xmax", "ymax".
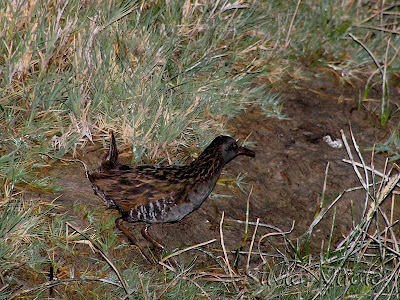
[
  {"xmin": 141, "ymin": 225, "xmax": 165, "ymax": 250},
  {"xmin": 115, "ymin": 218, "xmax": 156, "ymax": 264}
]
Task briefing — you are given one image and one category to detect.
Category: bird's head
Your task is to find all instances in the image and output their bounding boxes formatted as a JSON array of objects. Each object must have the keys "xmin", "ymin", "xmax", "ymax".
[{"xmin": 208, "ymin": 135, "xmax": 255, "ymax": 165}]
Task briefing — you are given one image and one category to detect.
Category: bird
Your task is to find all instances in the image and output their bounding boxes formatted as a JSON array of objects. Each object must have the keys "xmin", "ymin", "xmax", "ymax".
[{"xmin": 88, "ymin": 133, "xmax": 255, "ymax": 263}]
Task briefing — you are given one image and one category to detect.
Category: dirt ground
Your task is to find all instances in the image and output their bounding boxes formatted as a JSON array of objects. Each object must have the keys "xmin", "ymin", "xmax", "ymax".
[{"xmin": 46, "ymin": 71, "xmax": 399, "ymax": 268}]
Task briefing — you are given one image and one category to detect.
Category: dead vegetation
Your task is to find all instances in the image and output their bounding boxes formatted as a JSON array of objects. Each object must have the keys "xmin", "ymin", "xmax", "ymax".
[{"xmin": 1, "ymin": 0, "xmax": 400, "ymax": 298}]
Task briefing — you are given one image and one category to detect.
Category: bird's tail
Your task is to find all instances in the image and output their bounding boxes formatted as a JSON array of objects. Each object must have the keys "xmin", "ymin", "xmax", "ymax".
[{"xmin": 101, "ymin": 132, "xmax": 119, "ymax": 169}]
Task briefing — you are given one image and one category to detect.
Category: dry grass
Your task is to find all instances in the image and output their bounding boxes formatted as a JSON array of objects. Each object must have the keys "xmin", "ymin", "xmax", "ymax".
[
  {"xmin": 1, "ymin": 0, "xmax": 400, "ymax": 298},
  {"xmin": 4, "ymin": 132, "xmax": 399, "ymax": 299}
]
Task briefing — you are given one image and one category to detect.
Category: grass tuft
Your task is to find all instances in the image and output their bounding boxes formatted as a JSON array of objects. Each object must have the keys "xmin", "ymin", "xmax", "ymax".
[{"xmin": 1, "ymin": 1, "xmax": 400, "ymax": 298}]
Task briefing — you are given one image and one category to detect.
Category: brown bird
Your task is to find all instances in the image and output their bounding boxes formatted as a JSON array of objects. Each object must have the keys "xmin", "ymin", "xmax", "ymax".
[{"xmin": 88, "ymin": 133, "xmax": 255, "ymax": 262}]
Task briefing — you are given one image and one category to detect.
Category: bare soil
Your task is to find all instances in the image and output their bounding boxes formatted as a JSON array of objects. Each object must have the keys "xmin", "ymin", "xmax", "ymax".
[{"xmin": 44, "ymin": 71, "xmax": 399, "ymax": 268}]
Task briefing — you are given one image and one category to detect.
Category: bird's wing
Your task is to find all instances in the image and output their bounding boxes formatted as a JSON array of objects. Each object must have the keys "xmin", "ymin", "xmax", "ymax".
[{"xmin": 88, "ymin": 166, "xmax": 190, "ymax": 212}]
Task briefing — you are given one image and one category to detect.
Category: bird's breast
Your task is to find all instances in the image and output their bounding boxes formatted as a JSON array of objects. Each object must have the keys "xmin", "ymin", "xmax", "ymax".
[{"xmin": 188, "ymin": 173, "xmax": 221, "ymax": 209}]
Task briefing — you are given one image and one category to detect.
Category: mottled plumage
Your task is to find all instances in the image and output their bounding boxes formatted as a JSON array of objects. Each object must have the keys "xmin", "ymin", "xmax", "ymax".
[{"xmin": 88, "ymin": 133, "xmax": 255, "ymax": 262}]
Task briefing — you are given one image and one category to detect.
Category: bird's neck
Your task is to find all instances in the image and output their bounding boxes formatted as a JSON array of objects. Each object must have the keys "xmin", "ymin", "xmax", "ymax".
[{"xmin": 188, "ymin": 149, "xmax": 225, "ymax": 180}]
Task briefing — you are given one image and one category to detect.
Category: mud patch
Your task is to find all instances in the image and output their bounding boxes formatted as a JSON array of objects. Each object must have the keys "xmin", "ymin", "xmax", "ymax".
[{"xmin": 44, "ymin": 72, "xmax": 399, "ymax": 266}]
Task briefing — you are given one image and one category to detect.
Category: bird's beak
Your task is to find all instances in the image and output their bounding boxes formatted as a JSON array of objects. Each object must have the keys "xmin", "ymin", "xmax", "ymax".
[{"xmin": 238, "ymin": 146, "xmax": 255, "ymax": 157}]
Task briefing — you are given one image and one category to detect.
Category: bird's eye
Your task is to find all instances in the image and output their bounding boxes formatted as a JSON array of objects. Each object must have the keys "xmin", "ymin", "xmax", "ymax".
[{"xmin": 231, "ymin": 142, "xmax": 238, "ymax": 151}]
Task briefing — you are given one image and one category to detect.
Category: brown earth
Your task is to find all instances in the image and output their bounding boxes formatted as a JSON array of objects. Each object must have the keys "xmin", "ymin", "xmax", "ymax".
[{"xmin": 44, "ymin": 71, "xmax": 400, "ymax": 269}]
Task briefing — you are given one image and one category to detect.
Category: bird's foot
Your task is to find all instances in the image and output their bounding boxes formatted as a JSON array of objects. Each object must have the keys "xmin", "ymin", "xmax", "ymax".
[
  {"xmin": 115, "ymin": 218, "xmax": 157, "ymax": 264},
  {"xmin": 141, "ymin": 225, "xmax": 165, "ymax": 251}
]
